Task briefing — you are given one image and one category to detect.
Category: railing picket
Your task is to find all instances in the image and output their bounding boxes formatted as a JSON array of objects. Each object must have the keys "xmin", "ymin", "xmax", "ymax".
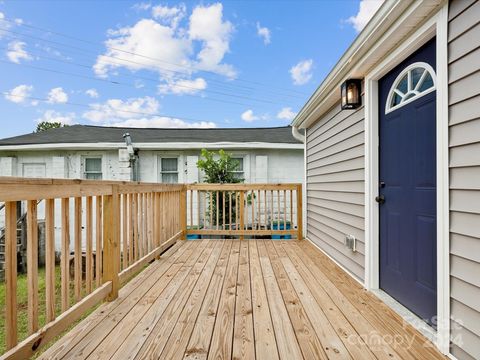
[
  {"xmin": 290, "ymin": 190, "xmax": 293, "ymax": 226},
  {"xmin": 45, "ymin": 198, "xmax": 55, "ymax": 322},
  {"xmin": 27, "ymin": 199, "xmax": 39, "ymax": 334},
  {"xmin": 74, "ymin": 197, "xmax": 82, "ymax": 302},
  {"xmin": 122, "ymin": 194, "xmax": 128, "ymax": 270},
  {"xmin": 239, "ymin": 191, "xmax": 245, "ymax": 240},
  {"xmin": 62, "ymin": 198, "xmax": 70, "ymax": 311},
  {"xmin": 96, "ymin": 195, "xmax": 103, "ymax": 287},
  {"xmin": 284, "ymin": 190, "xmax": 287, "ymax": 231},
  {"xmin": 296, "ymin": 184, "xmax": 303, "ymax": 240},
  {"xmin": 5, "ymin": 201, "xmax": 17, "ymax": 350},
  {"xmin": 257, "ymin": 190, "xmax": 261, "ymax": 231},
  {"xmin": 86, "ymin": 196, "xmax": 93, "ymax": 293},
  {"xmin": 133, "ymin": 193, "xmax": 138, "ymax": 261}
]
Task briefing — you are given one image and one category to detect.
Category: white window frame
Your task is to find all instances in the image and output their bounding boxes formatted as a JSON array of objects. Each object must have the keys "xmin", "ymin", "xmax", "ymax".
[
  {"xmin": 385, "ymin": 62, "xmax": 437, "ymax": 114},
  {"xmin": 83, "ymin": 156, "xmax": 103, "ymax": 180},
  {"xmin": 230, "ymin": 156, "xmax": 245, "ymax": 180},
  {"xmin": 364, "ymin": 4, "xmax": 449, "ymax": 354},
  {"xmin": 158, "ymin": 155, "xmax": 180, "ymax": 183}
]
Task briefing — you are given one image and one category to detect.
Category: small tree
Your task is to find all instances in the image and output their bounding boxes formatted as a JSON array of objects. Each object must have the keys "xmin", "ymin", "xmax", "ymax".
[
  {"xmin": 196, "ymin": 149, "xmax": 243, "ymax": 228},
  {"xmin": 35, "ymin": 121, "xmax": 67, "ymax": 133},
  {"xmin": 196, "ymin": 149, "xmax": 243, "ymax": 184}
]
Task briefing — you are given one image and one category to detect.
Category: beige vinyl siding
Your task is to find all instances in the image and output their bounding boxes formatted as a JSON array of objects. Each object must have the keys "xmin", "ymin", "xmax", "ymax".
[
  {"xmin": 448, "ymin": 1, "xmax": 480, "ymax": 358},
  {"xmin": 306, "ymin": 103, "xmax": 365, "ymax": 281}
]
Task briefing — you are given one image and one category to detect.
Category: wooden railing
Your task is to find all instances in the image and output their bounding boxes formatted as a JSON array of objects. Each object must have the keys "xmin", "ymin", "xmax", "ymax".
[
  {"xmin": 0, "ymin": 177, "xmax": 184, "ymax": 360},
  {"xmin": 0, "ymin": 178, "xmax": 302, "ymax": 359},
  {"xmin": 185, "ymin": 183, "xmax": 302, "ymax": 240}
]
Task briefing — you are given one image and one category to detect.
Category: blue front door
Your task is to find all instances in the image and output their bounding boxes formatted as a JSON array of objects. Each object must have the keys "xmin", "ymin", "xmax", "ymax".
[{"xmin": 378, "ymin": 38, "xmax": 437, "ymax": 326}]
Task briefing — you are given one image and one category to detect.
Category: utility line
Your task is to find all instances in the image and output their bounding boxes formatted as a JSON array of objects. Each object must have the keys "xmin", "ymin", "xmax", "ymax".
[
  {"xmin": 0, "ymin": 40, "xmax": 295, "ymax": 102},
  {"xmin": 0, "ymin": 59, "xmax": 289, "ymax": 107},
  {"xmin": 0, "ymin": 22, "xmax": 307, "ymax": 98},
  {"xmin": 2, "ymin": 92, "xmax": 217, "ymax": 124}
]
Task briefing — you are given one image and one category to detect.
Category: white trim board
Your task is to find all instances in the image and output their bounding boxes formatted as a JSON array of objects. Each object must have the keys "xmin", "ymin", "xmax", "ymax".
[
  {"xmin": 0, "ymin": 142, "xmax": 304, "ymax": 151},
  {"xmin": 364, "ymin": 4, "xmax": 450, "ymax": 355}
]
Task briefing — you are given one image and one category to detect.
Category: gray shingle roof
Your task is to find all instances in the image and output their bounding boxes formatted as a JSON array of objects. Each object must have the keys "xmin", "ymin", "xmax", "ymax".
[{"xmin": 0, "ymin": 125, "xmax": 302, "ymax": 146}]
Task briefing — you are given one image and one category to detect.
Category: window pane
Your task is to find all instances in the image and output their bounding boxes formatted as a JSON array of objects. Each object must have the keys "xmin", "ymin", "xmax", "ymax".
[
  {"xmin": 411, "ymin": 68, "xmax": 424, "ymax": 89},
  {"xmin": 419, "ymin": 73, "xmax": 434, "ymax": 92},
  {"xmin": 391, "ymin": 93, "xmax": 402, "ymax": 107},
  {"xmin": 397, "ymin": 74, "xmax": 408, "ymax": 94},
  {"xmin": 161, "ymin": 158, "xmax": 178, "ymax": 172},
  {"xmin": 232, "ymin": 158, "xmax": 243, "ymax": 171},
  {"xmin": 85, "ymin": 158, "xmax": 102, "ymax": 172},
  {"xmin": 86, "ymin": 173, "xmax": 102, "ymax": 180},
  {"xmin": 162, "ymin": 173, "xmax": 178, "ymax": 183}
]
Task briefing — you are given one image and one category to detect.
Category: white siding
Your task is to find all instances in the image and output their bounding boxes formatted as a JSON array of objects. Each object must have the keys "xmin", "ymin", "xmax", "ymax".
[
  {"xmin": 305, "ymin": 103, "xmax": 365, "ymax": 281},
  {"xmin": 448, "ymin": 1, "xmax": 480, "ymax": 358}
]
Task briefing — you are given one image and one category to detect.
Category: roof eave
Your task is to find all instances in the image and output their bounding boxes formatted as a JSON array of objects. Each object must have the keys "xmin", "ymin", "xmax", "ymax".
[{"xmin": 291, "ymin": 0, "xmax": 443, "ymax": 129}]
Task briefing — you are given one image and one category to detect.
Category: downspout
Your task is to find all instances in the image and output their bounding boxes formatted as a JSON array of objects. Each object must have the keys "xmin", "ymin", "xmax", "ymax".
[
  {"xmin": 291, "ymin": 125, "xmax": 306, "ymax": 240},
  {"xmin": 291, "ymin": 125, "xmax": 305, "ymax": 143}
]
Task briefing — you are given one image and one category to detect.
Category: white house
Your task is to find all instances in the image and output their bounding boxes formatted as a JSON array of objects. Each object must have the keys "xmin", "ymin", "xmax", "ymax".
[
  {"xmin": 0, "ymin": 125, "xmax": 304, "ymax": 246},
  {"xmin": 291, "ymin": 1, "xmax": 479, "ymax": 359},
  {"xmin": 0, "ymin": 125, "xmax": 304, "ymax": 184}
]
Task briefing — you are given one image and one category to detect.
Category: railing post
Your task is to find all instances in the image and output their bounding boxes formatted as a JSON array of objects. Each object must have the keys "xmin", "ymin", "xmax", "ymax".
[
  {"xmin": 103, "ymin": 186, "xmax": 120, "ymax": 301},
  {"xmin": 5, "ymin": 201, "xmax": 17, "ymax": 350},
  {"xmin": 239, "ymin": 191, "xmax": 245, "ymax": 240},
  {"xmin": 180, "ymin": 186, "xmax": 187, "ymax": 239},
  {"xmin": 296, "ymin": 184, "xmax": 303, "ymax": 240}
]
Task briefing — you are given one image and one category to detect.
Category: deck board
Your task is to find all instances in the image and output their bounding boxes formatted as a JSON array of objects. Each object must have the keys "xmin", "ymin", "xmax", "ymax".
[{"xmin": 41, "ymin": 239, "xmax": 446, "ymax": 360}]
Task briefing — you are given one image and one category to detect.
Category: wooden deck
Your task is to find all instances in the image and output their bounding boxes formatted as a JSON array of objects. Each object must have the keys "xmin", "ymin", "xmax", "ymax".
[{"xmin": 39, "ymin": 239, "xmax": 446, "ymax": 360}]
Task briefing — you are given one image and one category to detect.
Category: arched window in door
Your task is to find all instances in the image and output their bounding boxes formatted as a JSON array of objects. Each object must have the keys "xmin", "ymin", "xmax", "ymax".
[{"xmin": 386, "ymin": 62, "xmax": 436, "ymax": 114}]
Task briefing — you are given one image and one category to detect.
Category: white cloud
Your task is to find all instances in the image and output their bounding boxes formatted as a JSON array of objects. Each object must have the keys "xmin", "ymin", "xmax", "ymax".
[
  {"xmin": 277, "ymin": 107, "xmax": 297, "ymax": 121},
  {"xmin": 240, "ymin": 109, "xmax": 268, "ymax": 122},
  {"xmin": 152, "ymin": 3, "xmax": 186, "ymax": 29},
  {"xmin": 158, "ymin": 77, "xmax": 207, "ymax": 94},
  {"xmin": 94, "ymin": 3, "xmax": 235, "ymax": 83},
  {"xmin": 189, "ymin": 3, "xmax": 235, "ymax": 77},
  {"xmin": 85, "ymin": 88, "xmax": 99, "ymax": 98},
  {"xmin": 36, "ymin": 110, "xmax": 75, "ymax": 125},
  {"xmin": 4, "ymin": 84, "xmax": 33, "ymax": 104},
  {"xmin": 94, "ymin": 18, "xmax": 192, "ymax": 78},
  {"xmin": 107, "ymin": 116, "xmax": 216, "ymax": 128},
  {"xmin": 132, "ymin": 2, "xmax": 151, "ymax": 11},
  {"xmin": 47, "ymin": 87, "xmax": 68, "ymax": 104},
  {"xmin": 241, "ymin": 109, "xmax": 258, "ymax": 122},
  {"xmin": 346, "ymin": 0, "xmax": 384, "ymax": 32},
  {"xmin": 6, "ymin": 41, "xmax": 32, "ymax": 63},
  {"xmin": 256, "ymin": 22, "xmax": 271, "ymax": 45},
  {"xmin": 0, "ymin": 12, "xmax": 24, "ymax": 39},
  {"xmin": 83, "ymin": 96, "xmax": 160, "ymax": 123},
  {"xmin": 289, "ymin": 59, "xmax": 313, "ymax": 85}
]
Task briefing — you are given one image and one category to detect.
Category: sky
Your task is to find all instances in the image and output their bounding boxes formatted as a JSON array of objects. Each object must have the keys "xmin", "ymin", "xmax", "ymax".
[{"xmin": 0, "ymin": 0, "xmax": 383, "ymax": 138}]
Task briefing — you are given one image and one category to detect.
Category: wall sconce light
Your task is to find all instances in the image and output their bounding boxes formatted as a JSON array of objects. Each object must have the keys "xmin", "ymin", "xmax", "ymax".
[{"xmin": 341, "ymin": 79, "xmax": 362, "ymax": 110}]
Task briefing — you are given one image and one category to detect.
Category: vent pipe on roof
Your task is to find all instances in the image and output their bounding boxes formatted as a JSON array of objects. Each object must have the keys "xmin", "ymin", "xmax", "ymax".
[
  {"xmin": 123, "ymin": 132, "xmax": 139, "ymax": 181},
  {"xmin": 292, "ymin": 126, "xmax": 305, "ymax": 143}
]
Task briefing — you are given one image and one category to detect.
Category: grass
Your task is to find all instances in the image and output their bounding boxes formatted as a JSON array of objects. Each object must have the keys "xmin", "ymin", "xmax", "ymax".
[{"xmin": 0, "ymin": 265, "xmax": 100, "ymax": 357}]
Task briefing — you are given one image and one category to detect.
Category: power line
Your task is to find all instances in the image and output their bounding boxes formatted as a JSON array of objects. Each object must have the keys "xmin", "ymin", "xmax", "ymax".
[
  {"xmin": 0, "ymin": 39, "xmax": 298, "ymax": 103},
  {"xmin": 1, "ymin": 18, "xmax": 308, "ymax": 97},
  {"xmin": 0, "ymin": 59, "xmax": 290, "ymax": 107},
  {"xmin": 0, "ymin": 28, "xmax": 304, "ymax": 103},
  {"xmin": 2, "ymin": 92, "xmax": 217, "ymax": 124}
]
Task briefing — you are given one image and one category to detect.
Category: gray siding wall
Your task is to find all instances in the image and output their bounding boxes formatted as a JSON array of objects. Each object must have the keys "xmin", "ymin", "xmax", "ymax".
[
  {"xmin": 305, "ymin": 103, "xmax": 365, "ymax": 280},
  {"xmin": 448, "ymin": 1, "xmax": 480, "ymax": 359}
]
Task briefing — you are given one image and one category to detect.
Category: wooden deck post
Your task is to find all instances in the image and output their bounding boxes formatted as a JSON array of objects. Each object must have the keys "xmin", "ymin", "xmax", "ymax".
[
  {"xmin": 180, "ymin": 186, "xmax": 187, "ymax": 239},
  {"xmin": 103, "ymin": 186, "xmax": 120, "ymax": 301},
  {"xmin": 296, "ymin": 184, "xmax": 303, "ymax": 240},
  {"xmin": 239, "ymin": 191, "xmax": 245, "ymax": 240},
  {"xmin": 5, "ymin": 201, "xmax": 17, "ymax": 350}
]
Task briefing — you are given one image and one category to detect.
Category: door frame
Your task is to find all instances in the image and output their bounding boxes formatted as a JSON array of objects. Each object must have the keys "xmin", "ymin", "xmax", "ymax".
[{"xmin": 364, "ymin": 4, "xmax": 449, "ymax": 354}]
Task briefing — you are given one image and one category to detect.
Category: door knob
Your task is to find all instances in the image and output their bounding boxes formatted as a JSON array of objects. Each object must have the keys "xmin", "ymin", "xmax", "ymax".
[{"xmin": 375, "ymin": 195, "xmax": 385, "ymax": 204}]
